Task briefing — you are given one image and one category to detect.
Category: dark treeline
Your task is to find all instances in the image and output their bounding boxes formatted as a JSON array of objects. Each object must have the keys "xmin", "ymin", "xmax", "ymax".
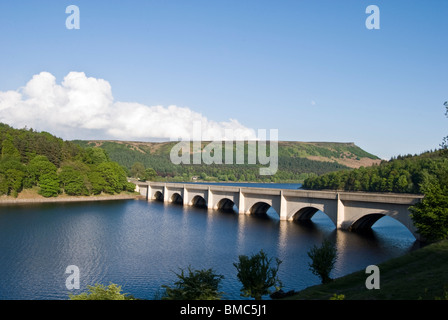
[
  {"xmin": 303, "ymin": 150, "xmax": 448, "ymax": 194},
  {"xmin": 0, "ymin": 123, "xmax": 134, "ymax": 197}
]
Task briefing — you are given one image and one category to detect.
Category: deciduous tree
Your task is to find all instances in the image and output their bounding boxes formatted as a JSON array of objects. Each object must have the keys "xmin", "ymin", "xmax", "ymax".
[
  {"xmin": 162, "ymin": 267, "xmax": 224, "ymax": 300},
  {"xmin": 233, "ymin": 249, "xmax": 282, "ymax": 300}
]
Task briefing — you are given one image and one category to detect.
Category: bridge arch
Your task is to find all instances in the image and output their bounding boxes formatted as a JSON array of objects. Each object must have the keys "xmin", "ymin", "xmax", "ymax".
[
  {"xmin": 248, "ymin": 201, "xmax": 280, "ymax": 218},
  {"xmin": 346, "ymin": 210, "xmax": 418, "ymax": 239},
  {"xmin": 216, "ymin": 198, "xmax": 236, "ymax": 212},
  {"xmin": 170, "ymin": 192, "xmax": 183, "ymax": 205},
  {"xmin": 154, "ymin": 191, "xmax": 164, "ymax": 202},
  {"xmin": 191, "ymin": 195, "xmax": 207, "ymax": 209},
  {"xmin": 349, "ymin": 213, "xmax": 385, "ymax": 230},
  {"xmin": 291, "ymin": 206, "xmax": 336, "ymax": 227},
  {"xmin": 292, "ymin": 206, "xmax": 320, "ymax": 221}
]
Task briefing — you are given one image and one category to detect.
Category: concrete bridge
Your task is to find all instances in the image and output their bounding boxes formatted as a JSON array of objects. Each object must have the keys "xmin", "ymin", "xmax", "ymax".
[{"xmin": 135, "ymin": 182, "xmax": 424, "ymax": 240}]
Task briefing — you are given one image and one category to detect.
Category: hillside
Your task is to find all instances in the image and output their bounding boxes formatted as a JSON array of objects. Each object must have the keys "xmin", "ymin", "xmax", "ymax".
[{"xmin": 73, "ymin": 140, "xmax": 380, "ymax": 182}]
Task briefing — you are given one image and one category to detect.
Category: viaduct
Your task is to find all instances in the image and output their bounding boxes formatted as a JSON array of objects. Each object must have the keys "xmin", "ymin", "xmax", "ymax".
[{"xmin": 135, "ymin": 182, "xmax": 424, "ymax": 240}]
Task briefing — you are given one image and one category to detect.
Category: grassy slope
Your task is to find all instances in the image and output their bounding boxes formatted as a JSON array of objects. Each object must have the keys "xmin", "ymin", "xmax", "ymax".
[{"xmin": 287, "ymin": 240, "xmax": 448, "ymax": 300}]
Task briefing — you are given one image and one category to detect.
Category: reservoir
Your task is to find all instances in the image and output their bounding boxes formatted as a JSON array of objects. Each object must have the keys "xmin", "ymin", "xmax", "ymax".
[{"xmin": 0, "ymin": 183, "xmax": 419, "ymax": 300}]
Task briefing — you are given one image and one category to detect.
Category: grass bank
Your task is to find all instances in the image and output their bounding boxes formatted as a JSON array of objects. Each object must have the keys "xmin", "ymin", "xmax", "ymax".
[{"xmin": 287, "ymin": 239, "xmax": 448, "ymax": 300}]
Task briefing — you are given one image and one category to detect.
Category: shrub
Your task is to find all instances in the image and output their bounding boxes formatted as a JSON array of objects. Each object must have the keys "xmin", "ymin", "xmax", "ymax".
[{"xmin": 307, "ymin": 240, "xmax": 337, "ymax": 284}]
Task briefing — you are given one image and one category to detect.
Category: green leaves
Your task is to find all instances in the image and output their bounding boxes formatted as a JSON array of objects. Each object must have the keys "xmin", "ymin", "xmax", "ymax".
[
  {"xmin": 59, "ymin": 165, "xmax": 89, "ymax": 196},
  {"xmin": 233, "ymin": 249, "xmax": 282, "ymax": 300},
  {"xmin": 69, "ymin": 283, "xmax": 132, "ymax": 300},
  {"xmin": 307, "ymin": 240, "xmax": 337, "ymax": 284},
  {"xmin": 162, "ymin": 267, "xmax": 224, "ymax": 300},
  {"xmin": 38, "ymin": 172, "xmax": 60, "ymax": 197},
  {"xmin": 410, "ymin": 177, "xmax": 448, "ymax": 242},
  {"xmin": 0, "ymin": 123, "xmax": 134, "ymax": 198}
]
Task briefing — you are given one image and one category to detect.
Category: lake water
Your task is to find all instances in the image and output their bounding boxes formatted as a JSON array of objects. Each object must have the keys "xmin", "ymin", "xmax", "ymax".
[{"xmin": 0, "ymin": 183, "xmax": 419, "ymax": 300}]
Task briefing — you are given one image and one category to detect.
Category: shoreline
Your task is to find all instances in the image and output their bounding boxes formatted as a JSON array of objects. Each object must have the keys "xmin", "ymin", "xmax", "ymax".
[{"xmin": 0, "ymin": 193, "xmax": 142, "ymax": 205}]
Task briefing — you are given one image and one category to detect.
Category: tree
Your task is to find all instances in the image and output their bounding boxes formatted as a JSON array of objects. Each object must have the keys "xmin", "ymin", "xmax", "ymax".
[
  {"xmin": 441, "ymin": 101, "xmax": 448, "ymax": 151},
  {"xmin": 91, "ymin": 162, "xmax": 128, "ymax": 194},
  {"xmin": 410, "ymin": 175, "xmax": 448, "ymax": 242},
  {"xmin": 38, "ymin": 171, "xmax": 60, "ymax": 197},
  {"xmin": 88, "ymin": 170, "xmax": 107, "ymax": 195},
  {"xmin": 27, "ymin": 155, "xmax": 57, "ymax": 186},
  {"xmin": 0, "ymin": 173, "xmax": 8, "ymax": 195},
  {"xmin": 144, "ymin": 168, "xmax": 157, "ymax": 181},
  {"xmin": 233, "ymin": 249, "xmax": 282, "ymax": 300},
  {"xmin": 59, "ymin": 166, "xmax": 89, "ymax": 196},
  {"xmin": 307, "ymin": 240, "xmax": 337, "ymax": 284},
  {"xmin": 69, "ymin": 283, "xmax": 133, "ymax": 300},
  {"xmin": 162, "ymin": 266, "xmax": 224, "ymax": 300},
  {"xmin": 1, "ymin": 135, "xmax": 21, "ymax": 160},
  {"xmin": 5, "ymin": 168, "xmax": 25, "ymax": 197},
  {"xmin": 130, "ymin": 162, "xmax": 145, "ymax": 179},
  {"xmin": 84, "ymin": 147, "xmax": 109, "ymax": 165}
]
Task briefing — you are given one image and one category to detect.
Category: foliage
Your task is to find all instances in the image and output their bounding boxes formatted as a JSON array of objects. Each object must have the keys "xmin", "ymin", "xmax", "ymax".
[
  {"xmin": 130, "ymin": 162, "xmax": 145, "ymax": 179},
  {"xmin": 329, "ymin": 293, "xmax": 345, "ymax": 300},
  {"xmin": 27, "ymin": 155, "xmax": 58, "ymax": 186},
  {"xmin": 59, "ymin": 165, "xmax": 89, "ymax": 196},
  {"xmin": 38, "ymin": 172, "xmax": 60, "ymax": 197},
  {"xmin": 441, "ymin": 101, "xmax": 448, "ymax": 151},
  {"xmin": 1, "ymin": 134, "xmax": 21, "ymax": 160},
  {"xmin": 0, "ymin": 123, "xmax": 135, "ymax": 197},
  {"xmin": 410, "ymin": 175, "xmax": 448, "ymax": 242},
  {"xmin": 303, "ymin": 151, "xmax": 448, "ymax": 194},
  {"xmin": 233, "ymin": 249, "xmax": 282, "ymax": 300},
  {"xmin": 69, "ymin": 283, "xmax": 133, "ymax": 300},
  {"xmin": 143, "ymin": 168, "xmax": 157, "ymax": 181},
  {"xmin": 307, "ymin": 240, "xmax": 338, "ymax": 284},
  {"xmin": 161, "ymin": 266, "xmax": 224, "ymax": 300}
]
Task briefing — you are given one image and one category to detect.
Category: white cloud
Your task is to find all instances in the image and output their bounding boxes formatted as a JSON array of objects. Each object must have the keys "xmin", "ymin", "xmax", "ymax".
[{"xmin": 0, "ymin": 71, "xmax": 256, "ymax": 141}]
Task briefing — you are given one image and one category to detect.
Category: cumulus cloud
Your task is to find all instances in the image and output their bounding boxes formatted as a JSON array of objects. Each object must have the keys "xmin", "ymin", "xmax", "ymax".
[{"xmin": 0, "ymin": 71, "xmax": 256, "ymax": 141}]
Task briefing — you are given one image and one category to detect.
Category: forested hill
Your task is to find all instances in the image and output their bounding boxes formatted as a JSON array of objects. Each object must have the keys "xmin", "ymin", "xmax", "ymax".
[
  {"xmin": 303, "ymin": 150, "xmax": 448, "ymax": 194},
  {"xmin": 0, "ymin": 123, "xmax": 134, "ymax": 198},
  {"xmin": 73, "ymin": 140, "xmax": 380, "ymax": 182}
]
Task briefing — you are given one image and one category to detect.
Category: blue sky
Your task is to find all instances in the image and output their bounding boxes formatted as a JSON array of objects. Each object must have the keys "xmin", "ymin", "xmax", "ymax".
[{"xmin": 0, "ymin": 0, "xmax": 447, "ymax": 159}]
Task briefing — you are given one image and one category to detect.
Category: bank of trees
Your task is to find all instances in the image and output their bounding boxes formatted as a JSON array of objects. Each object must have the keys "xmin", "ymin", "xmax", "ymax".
[
  {"xmin": 0, "ymin": 123, "xmax": 134, "ymax": 197},
  {"xmin": 303, "ymin": 151, "xmax": 447, "ymax": 194}
]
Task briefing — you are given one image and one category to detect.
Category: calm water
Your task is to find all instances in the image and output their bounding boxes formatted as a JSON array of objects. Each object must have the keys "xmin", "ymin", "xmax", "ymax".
[{"xmin": 0, "ymin": 183, "xmax": 419, "ymax": 300}]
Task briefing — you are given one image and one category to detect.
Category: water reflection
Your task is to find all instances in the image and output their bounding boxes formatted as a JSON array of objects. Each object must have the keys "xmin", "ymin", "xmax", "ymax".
[{"xmin": 0, "ymin": 199, "xmax": 417, "ymax": 300}]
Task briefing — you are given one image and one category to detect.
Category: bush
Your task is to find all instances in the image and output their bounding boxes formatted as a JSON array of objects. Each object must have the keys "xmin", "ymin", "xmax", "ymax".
[
  {"xmin": 410, "ymin": 176, "xmax": 448, "ymax": 242},
  {"xmin": 162, "ymin": 266, "xmax": 224, "ymax": 300},
  {"xmin": 307, "ymin": 240, "xmax": 337, "ymax": 284},
  {"xmin": 69, "ymin": 283, "xmax": 133, "ymax": 300},
  {"xmin": 233, "ymin": 249, "xmax": 282, "ymax": 300}
]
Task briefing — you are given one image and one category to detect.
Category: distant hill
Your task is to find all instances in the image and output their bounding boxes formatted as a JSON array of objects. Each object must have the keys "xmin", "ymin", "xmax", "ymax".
[{"xmin": 73, "ymin": 140, "xmax": 380, "ymax": 182}]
